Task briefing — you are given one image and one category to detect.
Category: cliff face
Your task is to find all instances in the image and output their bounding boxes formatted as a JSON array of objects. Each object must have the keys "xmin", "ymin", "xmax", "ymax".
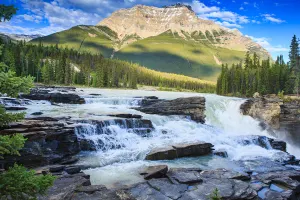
[
  {"xmin": 98, "ymin": 5, "xmax": 270, "ymax": 59},
  {"xmin": 240, "ymin": 96, "xmax": 300, "ymax": 144}
]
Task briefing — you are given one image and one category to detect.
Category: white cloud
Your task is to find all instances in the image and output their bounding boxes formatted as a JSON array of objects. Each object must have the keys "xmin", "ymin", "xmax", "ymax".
[
  {"xmin": 246, "ymin": 35, "xmax": 289, "ymax": 52},
  {"xmin": 17, "ymin": 14, "xmax": 43, "ymax": 23},
  {"xmin": 263, "ymin": 14, "xmax": 285, "ymax": 23},
  {"xmin": 216, "ymin": 21, "xmax": 242, "ymax": 28},
  {"xmin": 43, "ymin": 1, "xmax": 101, "ymax": 28},
  {"xmin": 190, "ymin": 0, "xmax": 250, "ymax": 28},
  {"xmin": 190, "ymin": 0, "xmax": 220, "ymax": 14}
]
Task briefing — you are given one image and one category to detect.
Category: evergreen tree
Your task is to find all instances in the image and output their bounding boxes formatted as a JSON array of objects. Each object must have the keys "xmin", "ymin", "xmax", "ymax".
[{"xmin": 289, "ymin": 35, "xmax": 299, "ymax": 71}]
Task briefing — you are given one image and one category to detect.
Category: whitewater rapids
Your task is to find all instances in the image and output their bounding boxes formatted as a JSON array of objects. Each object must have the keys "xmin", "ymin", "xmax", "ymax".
[{"xmin": 24, "ymin": 89, "xmax": 299, "ymax": 188}]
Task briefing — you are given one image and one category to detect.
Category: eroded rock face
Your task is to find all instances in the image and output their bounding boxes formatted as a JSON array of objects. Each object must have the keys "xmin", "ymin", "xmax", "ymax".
[
  {"xmin": 240, "ymin": 95, "xmax": 282, "ymax": 129},
  {"xmin": 280, "ymin": 99, "xmax": 300, "ymax": 139},
  {"xmin": 240, "ymin": 96, "xmax": 300, "ymax": 145},
  {"xmin": 145, "ymin": 142, "xmax": 213, "ymax": 160},
  {"xmin": 135, "ymin": 97, "xmax": 206, "ymax": 123},
  {"xmin": 0, "ymin": 118, "xmax": 80, "ymax": 168},
  {"xmin": 20, "ymin": 86, "xmax": 85, "ymax": 104}
]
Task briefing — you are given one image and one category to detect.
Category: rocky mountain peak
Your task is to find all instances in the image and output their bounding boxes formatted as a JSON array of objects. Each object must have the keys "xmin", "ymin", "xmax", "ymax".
[
  {"xmin": 97, "ymin": 5, "xmax": 271, "ymax": 59},
  {"xmin": 97, "ymin": 4, "xmax": 222, "ymax": 40}
]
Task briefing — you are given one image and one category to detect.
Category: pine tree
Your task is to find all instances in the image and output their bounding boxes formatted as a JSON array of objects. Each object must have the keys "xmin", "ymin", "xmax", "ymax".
[{"xmin": 289, "ymin": 35, "xmax": 299, "ymax": 71}]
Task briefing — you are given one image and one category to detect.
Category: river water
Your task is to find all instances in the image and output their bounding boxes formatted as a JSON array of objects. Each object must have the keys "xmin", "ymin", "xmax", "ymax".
[{"xmin": 24, "ymin": 89, "xmax": 300, "ymax": 188}]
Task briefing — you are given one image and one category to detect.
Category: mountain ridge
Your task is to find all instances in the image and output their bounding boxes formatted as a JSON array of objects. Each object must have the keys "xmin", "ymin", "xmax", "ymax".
[{"xmin": 31, "ymin": 4, "xmax": 271, "ymax": 81}]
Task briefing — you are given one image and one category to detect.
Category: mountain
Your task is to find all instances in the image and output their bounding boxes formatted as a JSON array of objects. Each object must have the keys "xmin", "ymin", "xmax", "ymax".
[
  {"xmin": 1, "ymin": 33, "xmax": 43, "ymax": 42},
  {"xmin": 31, "ymin": 4, "xmax": 270, "ymax": 81}
]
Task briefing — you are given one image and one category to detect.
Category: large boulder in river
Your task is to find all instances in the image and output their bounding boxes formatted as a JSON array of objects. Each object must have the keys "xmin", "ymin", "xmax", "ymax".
[
  {"xmin": 20, "ymin": 86, "xmax": 85, "ymax": 104},
  {"xmin": 135, "ymin": 97, "xmax": 206, "ymax": 123},
  {"xmin": 145, "ymin": 142, "xmax": 213, "ymax": 160}
]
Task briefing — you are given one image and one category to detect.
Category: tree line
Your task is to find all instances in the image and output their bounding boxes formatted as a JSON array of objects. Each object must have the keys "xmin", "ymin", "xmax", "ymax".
[
  {"xmin": 0, "ymin": 40, "xmax": 215, "ymax": 93},
  {"xmin": 217, "ymin": 35, "xmax": 300, "ymax": 97}
]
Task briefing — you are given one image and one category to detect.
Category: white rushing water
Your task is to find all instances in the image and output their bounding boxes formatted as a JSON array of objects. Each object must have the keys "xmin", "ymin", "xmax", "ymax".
[{"xmin": 25, "ymin": 89, "xmax": 299, "ymax": 188}]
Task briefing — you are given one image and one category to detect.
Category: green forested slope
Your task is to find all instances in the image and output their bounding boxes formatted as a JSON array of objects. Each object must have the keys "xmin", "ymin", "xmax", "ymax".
[{"xmin": 32, "ymin": 27, "xmax": 246, "ymax": 81}]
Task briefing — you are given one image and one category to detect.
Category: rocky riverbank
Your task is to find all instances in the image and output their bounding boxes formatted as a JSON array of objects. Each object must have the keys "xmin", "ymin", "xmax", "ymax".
[{"xmin": 37, "ymin": 162, "xmax": 300, "ymax": 200}]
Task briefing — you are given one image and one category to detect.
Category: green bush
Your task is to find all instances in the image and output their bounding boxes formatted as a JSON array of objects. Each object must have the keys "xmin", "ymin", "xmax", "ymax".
[{"xmin": 0, "ymin": 164, "xmax": 56, "ymax": 200}]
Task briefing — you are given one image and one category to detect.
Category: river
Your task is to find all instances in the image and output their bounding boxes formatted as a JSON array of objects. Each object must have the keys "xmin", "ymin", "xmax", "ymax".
[{"xmin": 24, "ymin": 88, "xmax": 300, "ymax": 188}]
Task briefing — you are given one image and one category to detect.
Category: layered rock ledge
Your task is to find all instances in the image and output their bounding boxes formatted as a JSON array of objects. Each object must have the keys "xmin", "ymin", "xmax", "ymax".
[
  {"xmin": 135, "ymin": 97, "xmax": 206, "ymax": 123},
  {"xmin": 20, "ymin": 85, "xmax": 85, "ymax": 104}
]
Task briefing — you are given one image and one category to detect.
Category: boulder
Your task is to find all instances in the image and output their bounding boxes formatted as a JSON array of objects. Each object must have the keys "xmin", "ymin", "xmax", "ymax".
[
  {"xmin": 238, "ymin": 135, "xmax": 287, "ymax": 152},
  {"xmin": 32, "ymin": 112, "xmax": 44, "ymax": 116},
  {"xmin": 213, "ymin": 150, "xmax": 228, "ymax": 158},
  {"xmin": 135, "ymin": 97, "xmax": 206, "ymax": 123},
  {"xmin": 140, "ymin": 165, "xmax": 168, "ymax": 180},
  {"xmin": 145, "ymin": 142, "xmax": 213, "ymax": 160},
  {"xmin": 269, "ymin": 138, "xmax": 287, "ymax": 152}
]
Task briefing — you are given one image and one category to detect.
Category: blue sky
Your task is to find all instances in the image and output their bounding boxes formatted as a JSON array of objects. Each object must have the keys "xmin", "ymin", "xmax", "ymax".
[{"xmin": 1, "ymin": 0, "xmax": 299, "ymax": 61}]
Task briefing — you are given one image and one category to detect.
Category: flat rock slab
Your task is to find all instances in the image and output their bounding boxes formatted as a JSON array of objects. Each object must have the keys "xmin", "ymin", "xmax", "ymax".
[
  {"xmin": 135, "ymin": 97, "xmax": 206, "ymax": 123},
  {"xmin": 145, "ymin": 142, "xmax": 213, "ymax": 160}
]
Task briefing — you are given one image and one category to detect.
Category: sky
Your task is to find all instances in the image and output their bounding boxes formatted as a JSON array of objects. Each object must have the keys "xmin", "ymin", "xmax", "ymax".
[{"xmin": 1, "ymin": 0, "xmax": 299, "ymax": 61}]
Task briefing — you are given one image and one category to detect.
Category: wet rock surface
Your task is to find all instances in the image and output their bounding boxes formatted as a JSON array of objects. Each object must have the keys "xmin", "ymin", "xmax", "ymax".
[
  {"xmin": 145, "ymin": 142, "xmax": 213, "ymax": 160},
  {"xmin": 135, "ymin": 97, "xmax": 206, "ymax": 123},
  {"xmin": 20, "ymin": 85, "xmax": 85, "ymax": 104}
]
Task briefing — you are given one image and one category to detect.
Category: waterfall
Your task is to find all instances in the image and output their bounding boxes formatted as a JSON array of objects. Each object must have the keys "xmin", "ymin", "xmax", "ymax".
[
  {"xmin": 73, "ymin": 91, "xmax": 290, "ymax": 168},
  {"xmin": 25, "ymin": 88, "xmax": 298, "ymax": 187}
]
